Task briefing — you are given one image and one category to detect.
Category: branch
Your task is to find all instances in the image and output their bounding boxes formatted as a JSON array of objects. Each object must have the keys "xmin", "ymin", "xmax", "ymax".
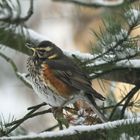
[
  {"xmin": 90, "ymin": 59, "xmax": 140, "ymax": 85},
  {"xmin": 53, "ymin": 0, "xmax": 124, "ymax": 8},
  {"xmin": 27, "ymin": 102, "xmax": 47, "ymax": 110},
  {"xmin": 0, "ymin": 0, "xmax": 33, "ymax": 23},
  {"xmin": 19, "ymin": 0, "xmax": 33, "ymax": 22},
  {"xmin": 4, "ymin": 117, "xmax": 140, "ymax": 140},
  {"xmin": 120, "ymin": 85, "xmax": 140, "ymax": 119}
]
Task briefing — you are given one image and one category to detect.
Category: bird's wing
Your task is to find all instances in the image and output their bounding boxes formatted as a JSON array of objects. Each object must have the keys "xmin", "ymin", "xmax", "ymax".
[{"xmin": 44, "ymin": 58, "xmax": 105, "ymax": 100}]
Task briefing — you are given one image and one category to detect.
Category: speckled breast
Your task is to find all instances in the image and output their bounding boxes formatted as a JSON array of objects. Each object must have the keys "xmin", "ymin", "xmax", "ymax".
[{"xmin": 27, "ymin": 57, "xmax": 67, "ymax": 107}]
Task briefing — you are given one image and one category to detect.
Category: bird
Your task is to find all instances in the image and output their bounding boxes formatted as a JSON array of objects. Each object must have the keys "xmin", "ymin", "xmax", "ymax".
[{"xmin": 26, "ymin": 40, "xmax": 107, "ymax": 123}]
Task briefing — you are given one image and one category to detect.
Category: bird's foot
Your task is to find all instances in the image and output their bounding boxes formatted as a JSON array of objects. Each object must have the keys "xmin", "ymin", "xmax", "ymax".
[{"xmin": 51, "ymin": 107, "xmax": 69, "ymax": 129}]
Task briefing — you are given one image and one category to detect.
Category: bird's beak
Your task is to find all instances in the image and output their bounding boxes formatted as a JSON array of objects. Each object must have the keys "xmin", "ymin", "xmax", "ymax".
[{"xmin": 26, "ymin": 43, "xmax": 36, "ymax": 56}]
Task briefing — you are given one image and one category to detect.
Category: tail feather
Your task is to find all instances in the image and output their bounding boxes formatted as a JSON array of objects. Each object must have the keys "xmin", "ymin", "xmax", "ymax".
[
  {"xmin": 91, "ymin": 88, "xmax": 105, "ymax": 101},
  {"xmin": 86, "ymin": 93, "xmax": 107, "ymax": 123}
]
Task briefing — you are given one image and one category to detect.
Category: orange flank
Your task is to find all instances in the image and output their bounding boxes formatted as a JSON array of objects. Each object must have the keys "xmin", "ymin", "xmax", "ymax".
[{"xmin": 42, "ymin": 64, "xmax": 72, "ymax": 98}]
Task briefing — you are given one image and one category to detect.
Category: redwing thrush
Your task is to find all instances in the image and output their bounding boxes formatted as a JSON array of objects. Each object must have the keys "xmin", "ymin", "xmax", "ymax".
[{"xmin": 27, "ymin": 41, "xmax": 107, "ymax": 123}]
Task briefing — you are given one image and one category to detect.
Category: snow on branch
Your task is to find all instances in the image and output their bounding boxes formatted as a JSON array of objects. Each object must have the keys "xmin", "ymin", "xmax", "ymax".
[
  {"xmin": 125, "ymin": 9, "xmax": 140, "ymax": 26},
  {"xmin": 92, "ymin": 0, "xmax": 123, "ymax": 6},
  {"xmin": 116, "ymin": 59, "xmax": 140, "ymax": 68},
  {"xmin": 53, "ymin": 0, "xmax": 124, "ymax": 8},
  {"xmin": 87, "ymin": 59, "xmax": 140, "ymax": 68},
  {"xmin": 25, "ymin": 27, "xmax": 140, "ymax": 64},
  {"xmin": 2, "ymin": 117, "xmax": 140, "ymax": 140}
]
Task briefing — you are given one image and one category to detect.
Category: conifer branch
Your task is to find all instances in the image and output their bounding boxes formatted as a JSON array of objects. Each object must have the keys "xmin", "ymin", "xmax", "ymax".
[
  {"xmin": 85, "ymin": 19, "xmax": 139, "ymax": 64},
  {"xmin": 4, "ymin": 117, "xmax": 140, "ymax": 140}
]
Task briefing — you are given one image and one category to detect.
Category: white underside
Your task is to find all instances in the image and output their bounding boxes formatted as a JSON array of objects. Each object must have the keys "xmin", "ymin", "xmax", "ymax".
[{"xmin": 30, "ymin": 77, "xmax": 84, "ymax": 107}]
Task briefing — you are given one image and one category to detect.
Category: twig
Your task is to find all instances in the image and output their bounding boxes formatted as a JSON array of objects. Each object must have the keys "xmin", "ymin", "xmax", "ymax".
[
  {"xmin": 42, "ymin": 124, "xmax": 59, "ymax": 132},
  {"xmin": 0, "ymin": 0, "xmax": 33, "ymax": 23},
  {"xmin": 120, "ymin": 86, "xmax": 140, "ymax": 119},
  {"xmin": 0, "ymin": 52, "xmax": 32, "ymax": 88},
  {"xmin": 109, "ymin": 86, "xmax": 140, "ymax": 120},
  {"xmin": 27, "ymin": 102, "xmax": 47, "ymax": 110},
  {"xmin": 101, "ymin": 103, "xmax": 132, "ymax": 110}
]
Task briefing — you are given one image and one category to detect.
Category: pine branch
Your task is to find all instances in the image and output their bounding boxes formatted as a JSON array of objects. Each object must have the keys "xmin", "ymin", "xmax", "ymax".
[
  {"xmin": 4, "ymin": 117, "xmax": 140, "ymax": 140},
  {"xmin": 86, "ymin": 17, "xmax": 139, "ymax": 64}
]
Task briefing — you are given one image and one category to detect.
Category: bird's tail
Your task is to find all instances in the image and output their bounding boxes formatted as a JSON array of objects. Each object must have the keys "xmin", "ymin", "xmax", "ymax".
[
  {"xmin": 86, "ymin": 93, "xmax": 107, "ymax": 123},
  {"xmin": 91, "ymin": 88, "xmax": 106, "ymax": 101}
]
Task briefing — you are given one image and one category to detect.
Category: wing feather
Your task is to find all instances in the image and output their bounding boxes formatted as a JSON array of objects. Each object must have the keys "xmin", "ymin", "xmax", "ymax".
[{"xmin": 44, "ymin": 57, "xmax": 105, "ymax": 100}]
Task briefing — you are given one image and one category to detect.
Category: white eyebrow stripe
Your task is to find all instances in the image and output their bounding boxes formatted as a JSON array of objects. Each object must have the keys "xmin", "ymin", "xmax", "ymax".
[
  {"xmin": 37, "ymin": 46, "xmax": 53, "ymax": 52},
  {"xmin": 45, "ymin": 46, "xmax": 52, "ymax": 51},
  {"xmin": 48, "ymin": 54, "xmax": 58, "ymax": 59}
]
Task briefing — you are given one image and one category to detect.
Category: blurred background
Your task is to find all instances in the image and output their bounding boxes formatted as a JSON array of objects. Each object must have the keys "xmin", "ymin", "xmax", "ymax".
[{"xmin": 0, "ymin": 0, "xmax": 139, "ymax": 133}]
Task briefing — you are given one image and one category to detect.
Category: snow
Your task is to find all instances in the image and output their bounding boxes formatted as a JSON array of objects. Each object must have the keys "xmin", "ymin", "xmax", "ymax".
[
  {"xmin": 88, "ymin": 59, "xmax": 140, "ymax": 77},
  {"xmin": 2, "ymin": 117, "xmax": 140, "ymax": 139},
  {"xmin": 120, "ymin": 133, "xmax": 140, "ymax": 140},
  {"xmin": 87, "ymin": 59, "xmax": 140, "ymax": 71},
  {"xmin": 23, "ymin": 28, "xmax": 51, "ymax": 43},
  {"xmin": 116, "ymin": 59, "xmax": 140, "ymax": 68},
  {"xmin": 64, "ymin": 50, "xmax": 94, "ymax": 60},
  {"xmin": 94, "ymin": 0, "xmax": 123, "ymax": 6},
  {"xmin": 115, "ymin": 29, "xmax": 128, "ymax": 40},
  {"xmin": 125, "ymin": 9, "xmax": 140, "ymax": 25}
]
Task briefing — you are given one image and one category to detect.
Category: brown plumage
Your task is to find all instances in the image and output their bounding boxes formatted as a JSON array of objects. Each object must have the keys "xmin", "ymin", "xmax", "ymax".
[{"xmin": 42, "ymin": 64, "xmax": 72, "ymax": 98}]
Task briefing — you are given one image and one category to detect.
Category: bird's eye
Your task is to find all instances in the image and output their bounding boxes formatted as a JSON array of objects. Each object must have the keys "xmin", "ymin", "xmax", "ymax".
[{"xmin": 37, "ymin": 50, "xmax": 45, "ymax": 57}]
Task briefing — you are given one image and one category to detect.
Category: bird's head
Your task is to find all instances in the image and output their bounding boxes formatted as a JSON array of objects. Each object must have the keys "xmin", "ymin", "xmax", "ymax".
[{"xmin": 27, "ymin": 41, "xmax": 63, "ymax": 60}]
